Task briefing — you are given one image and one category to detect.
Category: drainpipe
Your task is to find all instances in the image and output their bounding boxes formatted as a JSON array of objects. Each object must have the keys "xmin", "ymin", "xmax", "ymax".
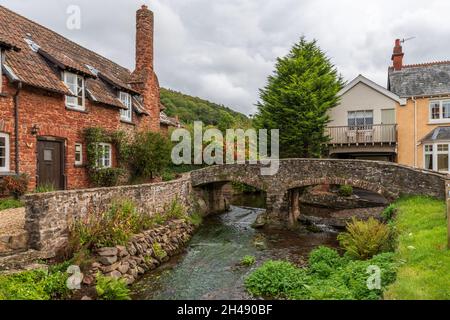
[
  {"xmin": 13, "ymin": 82, "xmax": 22, "ymax": 174},
  {"xmin": 412, "ymin": 96, "xmax": 417, "ymax": 168}
]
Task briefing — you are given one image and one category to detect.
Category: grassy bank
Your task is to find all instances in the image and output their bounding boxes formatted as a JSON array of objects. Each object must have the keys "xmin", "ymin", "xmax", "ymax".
[{"xmin": 384, "ymin": 196, "xmax": 450, "ymax": 300}]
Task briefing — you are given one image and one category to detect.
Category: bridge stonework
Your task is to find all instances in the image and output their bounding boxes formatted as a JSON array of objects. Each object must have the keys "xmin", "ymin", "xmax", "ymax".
[{"xmin": 191, "ymin": 159, "xmax": 447, "ymax": 226}]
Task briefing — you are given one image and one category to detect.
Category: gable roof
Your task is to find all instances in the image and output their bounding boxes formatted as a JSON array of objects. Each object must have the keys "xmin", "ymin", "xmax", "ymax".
[
  {"xmin": 388, "ymin": 62, "xmax": 450, "ymax": 98},
  {"xmin": 339, "ymin": 74, "xmax": 407, "ymax": 105},
  {"xmin": 0, "ymin": 5, "xmax": 144, "ymax": 111}
]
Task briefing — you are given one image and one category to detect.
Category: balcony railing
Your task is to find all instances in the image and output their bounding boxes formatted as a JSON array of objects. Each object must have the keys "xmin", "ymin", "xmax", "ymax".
[{"xmin": 326, "ymin": 124, "xmax": 397, "ymax": 145}]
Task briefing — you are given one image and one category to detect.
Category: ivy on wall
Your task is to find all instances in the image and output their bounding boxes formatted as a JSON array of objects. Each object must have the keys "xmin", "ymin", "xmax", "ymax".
[{"xmin": 83, "ymin": 127, "xmax": 126, "ymax": 187}]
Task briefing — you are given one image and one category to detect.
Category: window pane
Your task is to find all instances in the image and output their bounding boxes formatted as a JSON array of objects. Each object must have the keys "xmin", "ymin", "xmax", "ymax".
[
  {"xmin": 0, "ymin": 158, "xmax": 4, "ymax": 167},
  {"xmin": 431, "ymin": 102, "xmax": 440, "ymax": 119},
  {"xmin": 0, "ymin": 137, "xmax": 4, "ymax": 147},
  {"xmin": 443, "ymin": 101, "xmax": 450, "ymax": 118},
  {"xmin": 438, "ymin": 153, "xmax": 449, "ymax": 171},
  {"xmin": 425, "ymin": 145, "xmax": 433, "ymax": 153},
  {"xmin": 425, "ymin": 154, "xmax": 433, "ymax": 170},
  {"xmin": 438, "ymin": 144, "xmax": 449, "ymax": 152},
  {"xmin": 44, "ymin": 149, "xmax": 53, "ymax": 161}
]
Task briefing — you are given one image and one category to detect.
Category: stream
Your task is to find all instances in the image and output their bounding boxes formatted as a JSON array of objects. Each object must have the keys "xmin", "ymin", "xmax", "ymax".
[{"xmin": 131, "ymin": 194, "xmax": 340, "ymax": 300}]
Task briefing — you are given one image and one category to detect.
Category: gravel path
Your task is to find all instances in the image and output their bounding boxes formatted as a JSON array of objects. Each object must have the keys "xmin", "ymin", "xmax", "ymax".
[{"xmin": 0, "ymin": 208, "xmax": 25, "ymax": 237}]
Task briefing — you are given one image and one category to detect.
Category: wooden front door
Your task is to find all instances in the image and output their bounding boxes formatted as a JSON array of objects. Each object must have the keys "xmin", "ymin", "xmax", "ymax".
[{"xmin": 37, "ymin": 140, "xmax": 65, "ymax": 190}]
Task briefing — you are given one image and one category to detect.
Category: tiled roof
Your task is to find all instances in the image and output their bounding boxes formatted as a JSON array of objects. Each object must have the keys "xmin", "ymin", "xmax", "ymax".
[
  {"xmin": 160, "ymin": 111, "xmax": 180, "ymax": 127},
  {"xmin": 421, "ymin": 126, "xmax": 450, "ymax": 142},
  {"xmin": 388, "ymin": 61, "xmax": 450, "ymax": 97},
  {"xmin": 0, "ymin": 5, "xmax": 144, "ymax": 110}
]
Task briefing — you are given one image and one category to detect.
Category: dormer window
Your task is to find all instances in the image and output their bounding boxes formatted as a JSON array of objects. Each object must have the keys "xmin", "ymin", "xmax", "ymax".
[
  {"xmin": 119, "ymin": 91, "xmax": 132, "ymax": 122},
  {"xmin": 64, "ymin": 71, "xmax": 85, "ymax": 111}
]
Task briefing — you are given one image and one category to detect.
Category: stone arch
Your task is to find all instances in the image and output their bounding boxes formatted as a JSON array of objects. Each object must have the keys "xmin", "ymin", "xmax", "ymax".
[{"xmin": 284, "ymin": 177, "xmax": 397, "ymax": 201}]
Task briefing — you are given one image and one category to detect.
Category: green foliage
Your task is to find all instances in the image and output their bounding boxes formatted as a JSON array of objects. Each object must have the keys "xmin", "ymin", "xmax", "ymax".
[
  {"xmin": 161, "ymin": 88, "xmax": 251, "ymax": 128},
  {"xmin": 241, "ymin": 255, "xmax": 256, "ymax": 267},
  {"xmin": 166, "ymin": 199, "xmax": 187, "ymax": 220},
  {"xmin": 338, "ymin": 185, "xmax": 353, "ymax": 197},
  {"xmin": 384, "ymin": 196, "xmax": 450, "ymax": 300},
  {"xmin": 34, "ymin": 184, "xmax": 56, "ymax": 194},
  {"xmin": 245, "ymin": 260, "xmax": 309, "ymax": 299},
  {"xmin": 245, "ymin": 248, "xmax": 397, "ymax": 300},
  {"xmin": 231, "ymin": 182, "xmax": 260, "ymax": 194},
  {"xmin": 187, "ymin": 212, "xmax": 203, "ymax": 227},
  {"xmin": 95, "ymin": 273, "xmax": 131, "ymax": 300},
  {"xmin": 69, "ymin": 199, "xmax": 154, "ymax": 250},
  {"xmin": 152, "ymin": 242, "xmax": 168, "ymax": 261},
  {"xmin": 338, "ymin": 217, "xmax": 394, "ymax": 260},
  {"xmin": 381, "ymin": 204, "xmax": 397, "ymax": 222},
  {"xmin": 0, "ymin": 198, "xmax": 24, "ymax": 211},
  {"xmin": 129, "ymin": 131, "xmax": 172, "ymax": 180},
  {"xmin": 1, "ymin": 174, "xmax": 29, "ymax": 199},
  {"xmin": 308, "ymin": 246, "xmax": 346, "ymax": 278},
  {"xmin": 254, "ymin": 37, "xmax": 343, "ymax": 158},
  {"xmin": 0, "ymin": 264, "xmax": 70, "ymax": 300},
  {"xmin": 161, "ymin": 170, "xmax": 176, "ymax": 182},
  {"xmin": 90, "ymin": 168, "xmax": 125, "ymax": 187}
]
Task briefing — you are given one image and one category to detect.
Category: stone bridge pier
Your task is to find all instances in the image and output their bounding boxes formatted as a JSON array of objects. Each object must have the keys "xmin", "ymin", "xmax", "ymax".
[{"xmin": 194, "ymin": 182, "xmax": 230, "ymax": 216}]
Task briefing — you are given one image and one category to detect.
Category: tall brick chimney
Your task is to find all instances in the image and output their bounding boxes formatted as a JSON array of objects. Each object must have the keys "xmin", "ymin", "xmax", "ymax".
[
  {"xmin": 391, "ymin": 39, "xmax": 404, "ymax": 71},
  {"xmin": 132, "ymin": 4, "xmax": 160, "ymax": 132},
  {"xmin": 135, "ymin": 4, "xmax": 154, "ymax": 74}
]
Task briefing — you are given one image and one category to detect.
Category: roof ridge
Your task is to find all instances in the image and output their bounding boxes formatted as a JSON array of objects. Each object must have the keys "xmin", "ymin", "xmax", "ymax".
[
  {"xmin": 0, "ymin": 5, "xmax": 133, "ymax": 75},
  {"xmin": 402, "ymin": 60, "xmax": 450, "ymax": 68}
]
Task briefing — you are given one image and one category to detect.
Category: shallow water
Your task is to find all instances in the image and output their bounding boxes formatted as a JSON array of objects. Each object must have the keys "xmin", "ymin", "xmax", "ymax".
[{"xmin": 131, "ymin": 196, "xmax": 339, "ymax": 300}]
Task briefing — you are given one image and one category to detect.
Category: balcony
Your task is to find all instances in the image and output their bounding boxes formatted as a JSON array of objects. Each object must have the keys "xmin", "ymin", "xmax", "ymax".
[{"xmin": 326, "ymin": 124, "xmax": 397, "ymax": 146}]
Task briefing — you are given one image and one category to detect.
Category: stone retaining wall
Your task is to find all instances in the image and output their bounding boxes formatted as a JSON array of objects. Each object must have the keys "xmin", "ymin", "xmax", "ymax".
[
  {"xmin": 23, "ymin": 175, "xmax": 193, "ymax": 256},
  {"xmin": 82, "ymin": 219, "xmax": 195, "ymax": 287}
]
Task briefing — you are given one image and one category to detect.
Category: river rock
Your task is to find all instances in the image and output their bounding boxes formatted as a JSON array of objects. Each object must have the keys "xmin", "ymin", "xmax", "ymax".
[
  {"xmin": 105, "ymin": 270, "xmax": 122, "ymax": 279},
  {"xmin": 96, "ymin": 247, "xmax": 118, "ymax": 257},
  {"xmin": 98, "ymin": 255, "xmax": 118, "ymax": 266},
  {"xmin": 100, "ymin": 261, "xmax": 121, "ymax": 273},
  {"xmin": 116, "ymin": 246, "xmax": 129, "ymax": 258},
  {"xmin": 117, "ymin": 262, "xmax": 130, "ymax": 274},
  {"xmin": 122, "ymin": 275, "xmax": 135, "ymax": 285}
]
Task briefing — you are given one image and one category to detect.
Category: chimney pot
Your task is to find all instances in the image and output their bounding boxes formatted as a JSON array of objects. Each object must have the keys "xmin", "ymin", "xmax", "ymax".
[{"xmin": 392, "ymin": 39, "xmax": 404, "ymax": 71}]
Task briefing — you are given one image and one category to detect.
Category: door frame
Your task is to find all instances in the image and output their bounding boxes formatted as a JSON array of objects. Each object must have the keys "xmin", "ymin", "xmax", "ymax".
[{"xmin": 36, "ymin": 136, "xmax": 66, "ymax": 190}]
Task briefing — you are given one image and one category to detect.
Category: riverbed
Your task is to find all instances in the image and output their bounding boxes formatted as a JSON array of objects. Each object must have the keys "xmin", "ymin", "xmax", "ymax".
[{"xmin": 131, "ymin": 195, "xmax": 339, "ymax": 300}]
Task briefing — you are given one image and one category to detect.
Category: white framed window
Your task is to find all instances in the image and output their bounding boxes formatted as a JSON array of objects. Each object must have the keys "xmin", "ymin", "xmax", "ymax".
[
  {"xmin": 75, "ymin": 143, "xmax": 83, "ymax": 166},
  {"xmin": 348, "ymin": 110, "xmax": 374, "ymax": 130},
  {"xmin": 429, "ymin": 100, "xmax": 450, "ymax": 123},
  {"xmin": 0, "ymin": 133, "xmax": 10, "ymax": 172},
  {"xmin": 97, "ymin": 143, "xmax": 112, "ymax": 168},
  {"xmin": 64, "ymin": 71, "xmax": 85, "ymax": 111},
  {"xmin": 119, "ymin": 91, "xmax": 132, "ymax": 122},
  {"xmin": 424, "ymin": 143, "xmax": 450, "ymax": 172}
]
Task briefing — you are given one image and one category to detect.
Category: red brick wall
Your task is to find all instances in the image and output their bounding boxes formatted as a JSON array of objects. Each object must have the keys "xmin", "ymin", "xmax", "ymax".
[{"xmin": 0, "ymin": 74, "xmax": 160, "ymax": 190}]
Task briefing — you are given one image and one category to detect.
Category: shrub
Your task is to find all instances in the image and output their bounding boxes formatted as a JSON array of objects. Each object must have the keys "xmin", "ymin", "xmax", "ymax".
[
  {"xmin": 90, "ymin": 168, "xmax": 124, "ymax": 187},
  {"xmin": 241, "ymin": 255, "xmax": 256, "ymax": 267},
  {"xmin": 129, "ymin": 131, "xmax": 172, "ymax": 180},
  {"xmin": 167, "ymin": 199, "xmax": 186, "ymax": 220},
  {"xmin": 0, "ymin": 198, "xmax": 24, "ymax": 211},
  {"xmin": 0, "ymin": 264, "xmax": 70, "ymax": 300},
  {"xmin": 161, "ymin": 170, "xmax": 176, "ymax": 182},
  {"xmin": 338, "ymin": 185, "xmax": 353, "ymax": 197},
  {"xmin": 338, "ymin": 217, "xmax": 393, "ymax": 260},
  {"xmin": 69, "ymin": 199, "xmax": 153, "ymax": 251},
  {"xmin": 244, "ymin": 260, "xmax": 309, "ymax": 299},
  {"xmin": 95, "ymin": 274, "xmax": 131, "ymax": 300},
  {"xmin": 308, "ymin": 246, "xmax": 345, "ymax": 278},
  {"xmin": 34, "ymin": 184, "xmax": 56, "ymax": 194},
  {"xmin": 1, "ymin": 174, "xmax": 29, "ymax": 198},
  {"xmin": 188, "ymin": 212, "xmax": 203, "ymax": 227}
]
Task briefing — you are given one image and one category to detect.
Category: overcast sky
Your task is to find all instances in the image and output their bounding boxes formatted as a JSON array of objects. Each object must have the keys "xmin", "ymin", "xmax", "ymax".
[{"xmin": 2, "ymin": 0, "xmax": 450, "ymax": 115}]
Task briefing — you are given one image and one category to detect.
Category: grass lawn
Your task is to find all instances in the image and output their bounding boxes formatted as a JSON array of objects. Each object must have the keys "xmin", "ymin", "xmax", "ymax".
[
  {"xmin": 384, "ymin": 196, "xmax": 450, "ymax": 300},
  {"xmin": 0, "ymin": 198, "xmax": 24, "ymax": 211}
]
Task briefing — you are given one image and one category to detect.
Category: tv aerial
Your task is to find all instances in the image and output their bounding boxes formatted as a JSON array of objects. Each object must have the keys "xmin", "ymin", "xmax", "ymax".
[{"xmin": 401, "ymin": 37, "xmax": 416, "ymax": 44}]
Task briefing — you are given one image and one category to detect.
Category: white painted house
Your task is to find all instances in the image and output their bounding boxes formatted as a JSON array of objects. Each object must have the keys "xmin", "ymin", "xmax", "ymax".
[{"xmin": 326, "ymin": 75, "xmax": 406, "ymax": 161}]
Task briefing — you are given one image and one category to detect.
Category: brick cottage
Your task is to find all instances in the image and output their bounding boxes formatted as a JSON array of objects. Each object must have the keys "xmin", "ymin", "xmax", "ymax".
[{"xmin": 0, "ymin": 5, "xmax": 177, "ymax": 190}]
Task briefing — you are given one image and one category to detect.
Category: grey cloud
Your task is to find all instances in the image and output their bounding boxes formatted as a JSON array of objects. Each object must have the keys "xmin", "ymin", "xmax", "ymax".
[{"xmin": 1, "ymin": 0, "xmax": 450, "ymax": 115}]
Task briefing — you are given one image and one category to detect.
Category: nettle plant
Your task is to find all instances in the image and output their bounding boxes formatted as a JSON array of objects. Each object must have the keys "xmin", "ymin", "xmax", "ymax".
[{"xmin": 83, "ymin": 128, "xmax": 128, "ymax": 187}]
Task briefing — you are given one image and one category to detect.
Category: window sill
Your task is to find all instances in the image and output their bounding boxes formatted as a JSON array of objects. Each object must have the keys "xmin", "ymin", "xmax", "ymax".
[
  {"xmin": 428, "ymin": 120, "xmax": 450, "ymax": 125},
  {"xmin": 0, "ymin": 171, "xmax": 15, "ymax": 177},
  {"xmin": 66, "ymin": 106, "xmax": 88, "ymax": 113},
  {"xmin": 74, "ymin": 164, "xmax": 86, "ymax": 169},
  {"xmin": 120, "ymin": 120, "xmax": 135, "ymax": 126}
]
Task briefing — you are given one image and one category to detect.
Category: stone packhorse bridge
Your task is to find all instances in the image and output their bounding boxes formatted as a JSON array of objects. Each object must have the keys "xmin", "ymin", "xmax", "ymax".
[{"xmin": 191, "ymin": 159, "xmax": 447, "ymax": 226}]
